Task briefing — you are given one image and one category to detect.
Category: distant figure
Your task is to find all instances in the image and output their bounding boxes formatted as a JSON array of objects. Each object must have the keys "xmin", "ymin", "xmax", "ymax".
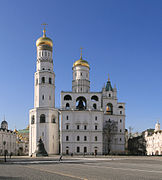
[
  {"xmin": 10, "ymin": 152, "xmax": 12, "ymax": 159},
  {"xmin": 71, "ymin": 153, "xmax": 73, "ymax": 157},
  {"xmin": 59, "ymin": 155, "xmax": 63, "ymax": 161}
]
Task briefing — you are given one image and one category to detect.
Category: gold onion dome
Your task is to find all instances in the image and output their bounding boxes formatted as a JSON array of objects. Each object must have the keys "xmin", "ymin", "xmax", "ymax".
[
  {"xmin": 36, "ymin": 28, "xmax": 53, "ymax": 47},
  {"xmin": 73, "ymin": 55, "xmax": 90, "ymax": 68}
]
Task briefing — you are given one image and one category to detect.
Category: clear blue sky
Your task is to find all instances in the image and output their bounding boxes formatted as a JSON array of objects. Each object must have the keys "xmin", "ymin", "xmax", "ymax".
[{"xmin": 0, "ymin": 0, "xmax": 161, "ymax": 132}]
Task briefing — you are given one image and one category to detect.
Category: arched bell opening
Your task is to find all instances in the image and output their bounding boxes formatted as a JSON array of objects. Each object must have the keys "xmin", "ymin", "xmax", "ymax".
[
  {"xmin": 76, "ymin": 96, "xmax": 87, "ymax": 110},
  {"xmin": 106, "ymin": 103, "xmax": 113, "ymax": 115}
]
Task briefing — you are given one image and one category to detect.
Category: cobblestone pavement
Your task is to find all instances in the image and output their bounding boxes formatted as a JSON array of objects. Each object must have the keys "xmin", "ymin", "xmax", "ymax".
[{"xmin": 0, "ymin": 156, "xmax": 162, "ymax": 180}]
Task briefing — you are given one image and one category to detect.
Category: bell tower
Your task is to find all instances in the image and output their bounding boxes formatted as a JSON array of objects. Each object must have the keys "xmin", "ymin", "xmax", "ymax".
[
  {"xmin": 29, "ymin": 26, "xmax": 59, "ymax": 156},
  {"xmin": 72, "ymin": 48, "xmax": 90, "ymax": 93}
]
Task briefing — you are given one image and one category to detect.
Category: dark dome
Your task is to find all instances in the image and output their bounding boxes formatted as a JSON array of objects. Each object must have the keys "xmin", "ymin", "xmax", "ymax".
[{"xmin": 1, "ymin": 120, "xmax": 8, "ymax": 129}]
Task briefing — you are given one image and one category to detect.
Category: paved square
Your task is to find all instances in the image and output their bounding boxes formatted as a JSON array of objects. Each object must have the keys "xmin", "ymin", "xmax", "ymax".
[{"xmin": 0, "ymin": 156, "xmax": 162, "ymax": 180}]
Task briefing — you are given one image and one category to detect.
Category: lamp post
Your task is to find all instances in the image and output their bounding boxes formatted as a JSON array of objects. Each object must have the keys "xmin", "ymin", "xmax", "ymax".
[{"xmin": 3, "ymin": 141, "xmax": 6, "ymax": 162}]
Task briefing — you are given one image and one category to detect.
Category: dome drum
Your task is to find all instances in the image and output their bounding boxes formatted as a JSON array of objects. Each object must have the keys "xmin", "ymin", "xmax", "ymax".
[{"xmin": 37, "ymin": 45, "xmax": 52, "ymax": 51}]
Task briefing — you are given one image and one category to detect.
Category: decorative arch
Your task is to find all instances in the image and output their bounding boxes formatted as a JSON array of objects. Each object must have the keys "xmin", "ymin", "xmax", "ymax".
[
  {"xmin": 76, "ymin": 96, "xmax": 87, "ymax": 110},
  {"xmin": 91, "ymin": 95, "xmax": 99, "ymax": 101},
  {"xmin": 64, "ymin": 95, "xmax": 72, "ymax": 101},
  {"xmin": 106, "ymin": 103, "xmax": 113, "ymax": 115},
  {"xmin": 40, "ymin": 114, "xmax": 46, "ymax": 123},
  {"xmin": 31, "ymin": 115, "xmax": 35, "ymax": 124}
]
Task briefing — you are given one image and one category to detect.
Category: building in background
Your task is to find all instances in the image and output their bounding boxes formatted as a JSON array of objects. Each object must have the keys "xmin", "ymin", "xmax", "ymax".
[
  {"xmin": 145, "ymin": 122, "xmax": 162, "ymax": 155},
  {"xmin": 14, "ymin": 126, "xmax": 29, "ymax": 155},
  {"xmin": 0, "ymin": 119, "xmax": 16, "ymax": 155}
]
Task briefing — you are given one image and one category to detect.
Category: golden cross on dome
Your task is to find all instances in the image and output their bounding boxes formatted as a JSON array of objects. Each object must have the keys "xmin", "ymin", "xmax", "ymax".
[
  {"xmin": 41, "ymin": 23, "xmax": 48, "ymax": 37},
  {"xmin": 108, "ymin": 74, "xmax": 110, "ymax": 81},
  {"xmin": 80, "ymin": 47, "xmax": 83, "ymax": 59}
]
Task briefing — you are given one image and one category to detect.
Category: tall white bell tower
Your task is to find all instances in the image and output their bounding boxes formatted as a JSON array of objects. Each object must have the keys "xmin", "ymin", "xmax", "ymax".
[{"xmin": 29, "ymin": 27, "xmax": 59, "ymax": 156}]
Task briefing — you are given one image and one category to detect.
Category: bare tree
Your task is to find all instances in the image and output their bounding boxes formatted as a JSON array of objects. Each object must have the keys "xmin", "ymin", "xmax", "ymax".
[
  {"xmin": 128, "ymin": 126, "xmax": 133, "ymax": 138},
  {"xmin": 103, "ymin": 120, "xmax": 118, "ymax": 154}
]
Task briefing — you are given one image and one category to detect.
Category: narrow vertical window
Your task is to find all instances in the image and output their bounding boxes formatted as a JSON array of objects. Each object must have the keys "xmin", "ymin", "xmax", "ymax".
[
  {"xmin": 66, "ymin": 116, "xmax": 68, "ymax": 120},
  {"xmin": 95, "ymin": 136, "xmax": 97, "ymax": 141},
  {"xmin": 84, "ymin": 147, "xmax": 87, "ymax": 153},
  {"xmin": 36, "ymin": 78, "xmax": 38, "ymax": 85},
  {"xmin": 49, "ymin": 77, "xmax": 52, "ymax": 84},
  {"xmin": 77, "ymin": 136, "xmax": 80, "ymax": 141},
  {"xmin": 42, "ymin": 95, "xmax": 44, "ymax": 100},
  {"xmin": 77, "ymin": 147, "xmax": 80, "ymax": 153},
  {"xmin": 84, "ymin": 136, "xmax": 87, "ymax": 141},
  {"xmin": 66, "ymin": 136, "xmax": 69, "ymax": 141}
]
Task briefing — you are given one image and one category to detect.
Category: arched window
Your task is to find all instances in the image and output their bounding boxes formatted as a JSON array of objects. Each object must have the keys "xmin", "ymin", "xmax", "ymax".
[
  {"xmin": 106, "ymin": 103, "xmax": 113, "ymax": 115},
  {"xmin": 91, "ymin": 95, "xmax": 99, "ymax": 101},
  {"xmin": 77, "ymin": 147, "xmax": 80, "ymax": 153},
  {"xmin": 49, "ymin": 77, "xmax": 52, "ymax": 84},
  {"xmin": 51, "ymin": 115, "xmax": 56, "ymax": 123},
  {"xmin": 76, "ymin": 96, "xmax": 87, "ymax": 110},
  {"xmin": 40, "ymin": 114, "xmax": 45, "ymax": 123},
  {"xmin": 93, "ymin": 103, "xmax": 97, "ymax": 110},
  {"xmin": 66, "ymin": 146, "xmax": 69, "ymax": 155},
  {"xmin": 66, "ymin": 103, "xmax": 70, "ymax": 109},
  {"xmin": 41, "ymin": 77, "xmax": 45, "ymax": 83},
  {"xmin": 31, "ymin": 115, "xmax": 35, "ymax": 124},
  {"xmin": 64, "ymin": 95, "xmax": 72, "ymax": 101},
  {"xmin": 118, "ymin": 106, "xmax": 123, "ymax": 109}
]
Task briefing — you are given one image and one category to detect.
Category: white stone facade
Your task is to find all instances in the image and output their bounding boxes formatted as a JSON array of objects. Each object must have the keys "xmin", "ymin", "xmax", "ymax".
[
  {"xmin": 29, "ymin": 30, "xmax": 59, "ymax": 156},
  {"xmin": 0, "ymin": 120, "xmax": 16, "ymax": 155},
  {"xmin": 145, "ymin": 122, "xmax": 162, "ymax": 155},
  {"xmin": 60, "ymin": 55, "xmax": 125, "ymax": 155}
]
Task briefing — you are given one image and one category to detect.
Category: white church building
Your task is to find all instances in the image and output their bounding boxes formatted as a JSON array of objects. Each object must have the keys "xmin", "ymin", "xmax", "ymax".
[
  {"xmin": 145, "ymin": 122, "xmax": 162, "ymax": 155},
  {"xmin": 29, "ymin": 29, "xmax": 126, "ymax": 156}
]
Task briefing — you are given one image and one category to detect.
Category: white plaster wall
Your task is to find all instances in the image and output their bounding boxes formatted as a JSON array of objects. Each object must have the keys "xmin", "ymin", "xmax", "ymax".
[{"xmin": 60, "ymin": 110, "xmax": 103, "ymax": 155}]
